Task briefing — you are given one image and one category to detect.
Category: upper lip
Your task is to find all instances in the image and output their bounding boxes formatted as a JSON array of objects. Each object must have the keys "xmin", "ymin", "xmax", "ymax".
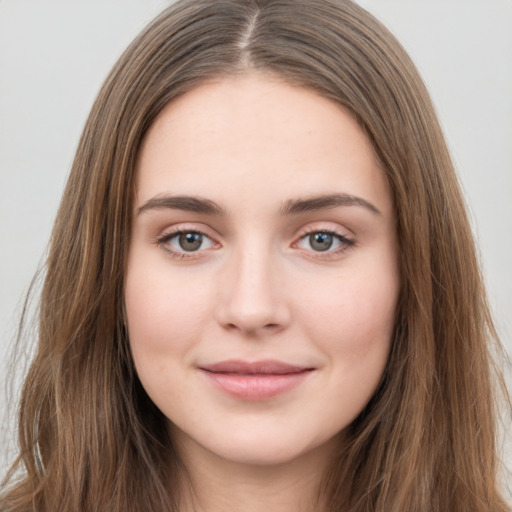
[{"xmin": 199, "ymin": 359, "xmax": 313, "ymax": 375}]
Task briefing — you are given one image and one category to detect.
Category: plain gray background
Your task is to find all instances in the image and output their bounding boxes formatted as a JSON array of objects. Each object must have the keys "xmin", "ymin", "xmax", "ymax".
[{"xmin": 1, "ymin": 0, "xmax": 511, "ymax": 491}]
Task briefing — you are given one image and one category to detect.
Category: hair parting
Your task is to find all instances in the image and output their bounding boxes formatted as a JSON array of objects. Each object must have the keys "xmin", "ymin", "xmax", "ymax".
[{"xmin": 1, "ymin": 1, "xmax": 510, "ymax": 511}]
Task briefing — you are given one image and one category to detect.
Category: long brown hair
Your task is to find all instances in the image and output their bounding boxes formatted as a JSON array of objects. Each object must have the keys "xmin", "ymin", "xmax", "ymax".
[{"xmin": 1, "ymin": 0, "xmax": 510, "ymax": 510}]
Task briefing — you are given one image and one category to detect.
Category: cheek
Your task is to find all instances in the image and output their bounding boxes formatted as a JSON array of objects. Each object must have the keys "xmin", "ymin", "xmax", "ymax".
[
  {"xmin": 297, "ymin": 262, "xmax": 399, "ymax": 366},
  {"xmin": 124, "ymin": 257, "xmax": 221, "ymax": 414},
  {"xmin": 297, "ymin": 268, "xmax": 398, "ymax": 427},
  {"xmin": 124, "ymin": 254, "xmax": 215, "ymax": 369}
]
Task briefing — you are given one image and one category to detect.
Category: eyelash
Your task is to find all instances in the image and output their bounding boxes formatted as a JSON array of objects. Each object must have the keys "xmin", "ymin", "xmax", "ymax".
[
  {"xmin": 155, "ymin": 226, "xmax": 355, "ymax": 260},
  {"xmin": 155, "ymin": 227, "xmax": 215, "ymax": 260},
  {"xmin": 294, "ymin": 228, "xmax": 355, "ymax": 259}
]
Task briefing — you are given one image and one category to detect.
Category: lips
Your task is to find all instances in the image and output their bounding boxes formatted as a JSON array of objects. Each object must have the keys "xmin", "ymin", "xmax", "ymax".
[
  {"xmin": 199, "ymin": 359, "xmax": 314, "ymax": 400},
  {"xmin": 201, "ymin": 360, "xmax": 310, "ymax": 375}
]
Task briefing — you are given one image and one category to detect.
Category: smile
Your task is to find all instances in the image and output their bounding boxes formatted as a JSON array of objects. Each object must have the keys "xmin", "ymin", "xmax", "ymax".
[{"xmin": 199, "ymin": 360, "xmax": 315, "ymax": 400}]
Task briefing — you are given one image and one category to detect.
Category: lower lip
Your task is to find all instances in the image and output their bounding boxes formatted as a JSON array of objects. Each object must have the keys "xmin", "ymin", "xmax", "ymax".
[{"xmin": 200, "ymin": 370, "xmax": 313, "ymax": 400}]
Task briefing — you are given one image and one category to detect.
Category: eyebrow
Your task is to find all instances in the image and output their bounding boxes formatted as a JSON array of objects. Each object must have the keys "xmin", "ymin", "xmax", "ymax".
[
  {"xmin": 138, "ymin": 195, "xmax": 227, "ymax": 216},
  {"xmin": 280, "ymin": 193, "xmax": 381, "ymax": 216},
  {"xmin": 137, "ymin": 192, "xmax": 381, "ymax": 217}
]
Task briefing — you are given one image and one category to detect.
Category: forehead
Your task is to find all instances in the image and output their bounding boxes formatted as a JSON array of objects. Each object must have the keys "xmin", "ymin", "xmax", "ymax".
[{"xmin": 134, "ymin": 72, "xmax": 392, "ymax": 216}]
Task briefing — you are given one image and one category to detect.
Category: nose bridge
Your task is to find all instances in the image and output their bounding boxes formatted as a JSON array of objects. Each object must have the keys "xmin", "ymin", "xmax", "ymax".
[{"xmin": 216, "ymin": 238, "xmax": 289, "ymax": 335}]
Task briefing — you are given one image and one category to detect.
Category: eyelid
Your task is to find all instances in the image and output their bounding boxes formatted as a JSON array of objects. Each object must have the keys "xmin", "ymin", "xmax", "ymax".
[
  {"xmin": 293, "ymin": 221, "xmax": 354, "ymax": 241},
  {"xmin": 153, "ymin": 221, "xmax": 355, "ymax": 260},
  {"xmin": 155, "ymin": 223, "xmax": 221, "ymax": 259},
  {"xmin": 291, "ymin": 223, "xmax": 355, "ymax": 258}
]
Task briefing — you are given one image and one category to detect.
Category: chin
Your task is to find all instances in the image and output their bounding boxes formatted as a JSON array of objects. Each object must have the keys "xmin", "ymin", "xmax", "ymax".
[{"xmin": 196, "ymin": 428, "xmax": 340, "ymax": 469}]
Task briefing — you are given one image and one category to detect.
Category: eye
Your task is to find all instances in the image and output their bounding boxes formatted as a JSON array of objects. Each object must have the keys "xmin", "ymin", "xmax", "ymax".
[
  {"xmin": 159, "ymin": 230, "xmax": 215, "ymax": 254},
  {"xmin": 296, "ymin": 231, "xmax": 353, "ymax": 253}
]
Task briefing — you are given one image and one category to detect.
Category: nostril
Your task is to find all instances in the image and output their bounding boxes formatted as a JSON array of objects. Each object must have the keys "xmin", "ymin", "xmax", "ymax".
[{"xmin": 222, "ymin": 321, "xmax": 282, "ymax": 335}]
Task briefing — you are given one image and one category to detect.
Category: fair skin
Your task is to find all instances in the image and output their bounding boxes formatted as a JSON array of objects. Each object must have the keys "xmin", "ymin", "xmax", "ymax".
[{"xmin": 125, "ymin": 72, "xmax": 399, "ymax": 512}]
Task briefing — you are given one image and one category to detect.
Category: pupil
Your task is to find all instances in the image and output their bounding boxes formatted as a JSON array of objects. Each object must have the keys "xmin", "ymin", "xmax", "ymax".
[
  {"xmin": 310, "ymin": 232, "xmax": 333, "ymax": 252},
  {"xmin": 179, "ymin": 232, "xmax": 202, "ymax": 251}
]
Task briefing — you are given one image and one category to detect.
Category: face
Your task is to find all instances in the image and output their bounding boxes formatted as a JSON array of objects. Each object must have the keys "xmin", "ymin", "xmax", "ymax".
[{"xmin": 125, "ymin": 73, "xmax": 399, "ymax": 467}]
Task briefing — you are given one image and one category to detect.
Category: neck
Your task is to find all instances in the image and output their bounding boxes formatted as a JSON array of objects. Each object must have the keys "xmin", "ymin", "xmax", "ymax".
[{"xmin": 174, "ymin": 434, "xmax": 338, "ymax": 512}]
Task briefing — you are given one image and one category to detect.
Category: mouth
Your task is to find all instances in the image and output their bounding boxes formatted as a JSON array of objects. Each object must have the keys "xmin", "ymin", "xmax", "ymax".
[{"xmin": 199, "ymin": 360, "xmax": 315, "ymax": 400}]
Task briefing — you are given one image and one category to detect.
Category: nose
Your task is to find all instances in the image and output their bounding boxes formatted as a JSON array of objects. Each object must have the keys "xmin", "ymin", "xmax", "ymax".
[{"xmin": 215, "ymin": 246, "xmax": 291, "ymax": 337}]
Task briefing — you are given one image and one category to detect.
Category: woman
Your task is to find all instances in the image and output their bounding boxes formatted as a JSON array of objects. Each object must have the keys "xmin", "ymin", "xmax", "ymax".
[{"xmin": 1, "ymin": 0, "xmax": 510, "ymax": 510}]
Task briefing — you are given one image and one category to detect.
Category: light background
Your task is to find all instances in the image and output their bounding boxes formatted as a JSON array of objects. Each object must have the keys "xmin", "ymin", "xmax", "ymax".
[{"xmin": 1, "ymin": 0, "xmax": 511, "ymax": 493}]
